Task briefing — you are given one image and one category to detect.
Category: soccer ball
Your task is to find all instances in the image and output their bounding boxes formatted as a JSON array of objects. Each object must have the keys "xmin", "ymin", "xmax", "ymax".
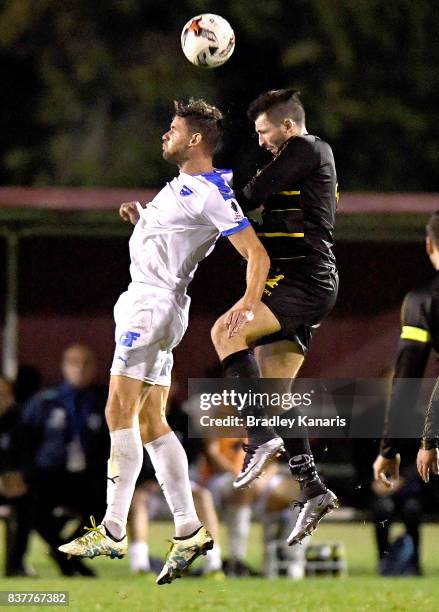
[{"xmin": 181, "ymin": 14, "xmax": 235, "ymax": 68}]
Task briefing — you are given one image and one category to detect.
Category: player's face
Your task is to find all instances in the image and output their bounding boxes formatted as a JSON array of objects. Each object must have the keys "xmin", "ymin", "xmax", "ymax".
[
  {"xmin": 62, "ymin": 345, "xmax": 96, "ymax": 389},
  {"xmin": 162, "ymin": 116, "xmax": 192, "ymax": 164},
  {"xmin": 254, "ymin": 112, "xmax": 291, "ymax": 155}
]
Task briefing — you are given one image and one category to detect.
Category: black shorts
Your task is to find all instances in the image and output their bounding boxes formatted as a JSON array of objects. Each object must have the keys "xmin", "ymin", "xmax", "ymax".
[{"xmin": 255, "ymin": 266, "xmax": 338, "ymax": 354}]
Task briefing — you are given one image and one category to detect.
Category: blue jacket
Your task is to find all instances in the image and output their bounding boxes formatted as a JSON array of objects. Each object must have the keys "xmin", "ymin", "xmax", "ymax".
[{"xmin": 23, "ymin": 382, "xmax": 109, "ymax": 474}]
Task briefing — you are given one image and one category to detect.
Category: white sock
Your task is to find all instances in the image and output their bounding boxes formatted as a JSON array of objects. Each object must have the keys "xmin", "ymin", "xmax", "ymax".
[
  {"xmin": 103, "ymin": 427, "xmax": 143, "ymax": 540},
  {"xmin": 204, "ymin": 543, "xmax": 222, "ymax": 573},
  {"xmin": 144, "ymin": 431, "xmax": 201, "ymax": 537},
  {"xmin": 129, "ymin": 540, "xmax": 150, "ymax": 573},
  {"xmin": 226, "ymin": 505, "xmax": 251, "ymax": 561}
]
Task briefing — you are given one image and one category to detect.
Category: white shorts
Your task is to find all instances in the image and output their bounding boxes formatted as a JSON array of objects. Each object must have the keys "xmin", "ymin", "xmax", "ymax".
[{"xmin": 110, "ymin": 282, "xmax": 190, "ymax": 386}]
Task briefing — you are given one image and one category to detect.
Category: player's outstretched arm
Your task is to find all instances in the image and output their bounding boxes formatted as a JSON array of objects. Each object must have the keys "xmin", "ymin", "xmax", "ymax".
[
  {"xmin": 226, "ymin": 225, "xmax": 270, "ymax": 337},
  {"xmin": 373, "ymin": 453, "xmax": 401, "ymax": 488},
  {"xmin": 119, "ymin": 201, "xmax": 141, "ymax": 225}
]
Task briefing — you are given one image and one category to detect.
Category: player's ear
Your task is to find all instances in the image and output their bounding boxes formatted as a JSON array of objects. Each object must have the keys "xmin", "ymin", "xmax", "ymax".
[
  {"xmin": 283, "ymin": 118, "xmax": 295, "ymax": 134},
  {"xmin": 189, "ymin": 132, "xmax": 202, "ymax": 147},
  {"xmin": 426, "ymin": 236, "xmax": 433, "ymax": 255}
]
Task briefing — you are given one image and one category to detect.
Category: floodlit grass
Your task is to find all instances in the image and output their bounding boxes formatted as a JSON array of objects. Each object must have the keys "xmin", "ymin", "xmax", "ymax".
[{"xmin": 2, "ymin": 521, "xmax": 439, "ymax": 611}]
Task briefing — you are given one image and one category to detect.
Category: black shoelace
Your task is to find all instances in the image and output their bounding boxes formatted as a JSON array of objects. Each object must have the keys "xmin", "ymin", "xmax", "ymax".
[
  {"xmin": 292, "ymin": 500, "xmax": 305, "ymax": 511},
  {"xmin": 241, "ymin": 442, "xmax": 258, "ymax": 470}
]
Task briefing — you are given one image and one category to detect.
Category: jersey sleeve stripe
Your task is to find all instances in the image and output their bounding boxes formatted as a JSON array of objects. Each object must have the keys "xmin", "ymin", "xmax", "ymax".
[
  {"xmin": 400, "ymin": 325, "xmax": 431, "ymax": 343},
  {"xmin": 221, "ymin": 218, "xmax": 251, "ymax": 237},
  {"xmin": 256, "ymin": 232, "xmax": 305, "ymax": 238}
]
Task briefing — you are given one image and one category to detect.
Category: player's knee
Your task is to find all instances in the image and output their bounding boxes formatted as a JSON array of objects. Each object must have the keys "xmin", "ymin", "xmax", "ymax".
[{"xmin": 105, "ymin": 388, "xmax": 138, "ymax": 428}]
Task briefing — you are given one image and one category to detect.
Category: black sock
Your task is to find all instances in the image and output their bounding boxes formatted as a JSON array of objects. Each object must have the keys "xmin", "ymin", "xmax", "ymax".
[
  {"xmin": 287, "ymin": 452, "xmax": 327, "ymax": 500},
  {"xmin": 222, "ymin": 349, "xmax": 278, "ymax": 442},
  {"xmin": 276, "ymin": 406, "xmax": 325, "ymax": 498},
  {"xmin": 221, "ymin": 348, "xmax": 260, "ymax": 378}
]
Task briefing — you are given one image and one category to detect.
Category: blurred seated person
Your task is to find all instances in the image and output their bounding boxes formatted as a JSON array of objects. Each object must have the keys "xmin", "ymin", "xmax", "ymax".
[
  {"xmin": 22, "ymin": 344, "xmax": 109, "ymax": 576},
  {"xmin": 198, "ymin": 436, "xmax": 301, "ymax": 576},
  {"xmin": 0, "ymin": 376, "xmax": 32, "ymax": 577},
  {"xmin": 128, "ymin": 454, "xmax": 223, "ymax": 576}
]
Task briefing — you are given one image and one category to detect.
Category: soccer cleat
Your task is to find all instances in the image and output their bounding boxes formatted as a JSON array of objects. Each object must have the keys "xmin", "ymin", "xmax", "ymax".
[
  {"xmin": 58, "ymin": 517, "xmax": 127, "ymax": 560},
  {"xmin": 156, "ymin": 526, "xmax": 213, "ymax": 585},
  {"xmin": 286, "ymin": 489, "xmax": 339, "ymax": 546},
  {"xmin": 233, "ymin": 437, "xmax": 285, "ymax": 489}
]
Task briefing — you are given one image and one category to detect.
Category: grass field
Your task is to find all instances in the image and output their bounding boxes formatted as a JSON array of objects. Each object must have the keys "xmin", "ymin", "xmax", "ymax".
[{"xmin": 2, "ymin": 521, "xmax": 439, "ymax": 611}]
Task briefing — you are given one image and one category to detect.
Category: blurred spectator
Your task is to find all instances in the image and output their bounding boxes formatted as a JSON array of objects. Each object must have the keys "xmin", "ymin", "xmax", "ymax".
[
  {"xmin": 198, "ymin": 436, "xmax": 301, "ymax": 577},
  {"xmin": 0, "ymin": 376, "xmax": 33, "ymax": 577},
  {"xmin": 199, "ymin": 437, "xmax": 253, "ymax": 576},
  {"xmin": 22, "ymin": 344, "xmax": 109, "ymax": 576}
]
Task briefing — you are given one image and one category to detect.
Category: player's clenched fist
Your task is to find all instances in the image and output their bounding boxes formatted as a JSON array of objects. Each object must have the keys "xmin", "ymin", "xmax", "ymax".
[{"xmin": 119, "ymin": 201, "xmax": 141, "ymax": 225}]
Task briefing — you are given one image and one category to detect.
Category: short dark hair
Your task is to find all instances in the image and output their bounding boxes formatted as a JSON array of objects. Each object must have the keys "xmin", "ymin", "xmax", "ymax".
[
  {"xmin": 426, "ymin": 210, "xmax": 439, "ymax": 247},
  {"xmin": 174, "ymin": 98, "xmax": 224, "ymax": 152},
  {"xmin": 247, "ymin": 88, "xmax": 305, "ymax": 125}
]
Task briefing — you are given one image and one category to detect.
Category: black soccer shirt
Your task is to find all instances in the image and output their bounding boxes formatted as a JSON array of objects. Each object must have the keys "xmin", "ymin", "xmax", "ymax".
[{"xmin": 236, "ymin": 134, "xmax": 338, "ymax": 289}]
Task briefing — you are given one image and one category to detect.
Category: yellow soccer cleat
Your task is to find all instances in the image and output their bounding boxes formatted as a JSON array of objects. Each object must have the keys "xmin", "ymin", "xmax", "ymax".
[
  {"xmin": 156, "ymin": 526, "xmax": 214, "ymax": 585},
  {"xmin": 58, "ymin": 517, "xmax": 127, "ymax": 560}
]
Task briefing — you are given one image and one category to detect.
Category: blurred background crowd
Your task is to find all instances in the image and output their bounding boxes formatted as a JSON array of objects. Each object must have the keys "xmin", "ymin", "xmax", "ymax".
[
  {"xmin": 1, "ymin": 346, "xmax": 439, "ymax": 579},
  {"xmin": 1, "ymin": 0, "xmax": 439, "ymax": 582}
]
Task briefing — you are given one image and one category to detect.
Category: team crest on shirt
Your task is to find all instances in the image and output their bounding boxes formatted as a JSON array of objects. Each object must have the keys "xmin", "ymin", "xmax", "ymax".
[
  {"xmin": 230, "ymin": 199, "xmax": 242, "ymax": 221},
  {"xmin": 118, "ymin": 331, "xmax": 141, "ymax": 347},
  {"xmin": 180, "ymin": 186, "xmax": 193, "ymax": 196}
]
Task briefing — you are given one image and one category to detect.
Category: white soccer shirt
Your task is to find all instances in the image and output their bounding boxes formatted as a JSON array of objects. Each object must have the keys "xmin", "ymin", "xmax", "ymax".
[{"xmin": 128, "ymin": 169, "xmax": 249, "ymax": 292}]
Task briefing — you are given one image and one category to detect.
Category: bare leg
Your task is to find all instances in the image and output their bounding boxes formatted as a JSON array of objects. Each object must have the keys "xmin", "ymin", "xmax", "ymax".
[
  {"xmin": 103, "ymin": 375, "xmax": 151, "ymax": 539},
  {"xmin": 211, "ymin": 301, "xmax": 281, "ymax": 361},
  {"xmin": 128, "ymin": 485, "xmax": 151, "ymax": 573},
  {"xmin": 255, "ymin": 340, "xmax": 304, "ymax": 379},
  {"xmin": 192, "ymin": 483, "xmax": 223, "ymax": 573}
]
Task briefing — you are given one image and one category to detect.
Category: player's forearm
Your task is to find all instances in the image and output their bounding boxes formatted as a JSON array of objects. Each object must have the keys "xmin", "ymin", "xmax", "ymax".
[
  {"xmin": 242, "ymin": 246, "xmax": 270, "ymax": 309},
  {"xmin": 380, "ymin": 342, "xmax": 430, "ymax": 455}
]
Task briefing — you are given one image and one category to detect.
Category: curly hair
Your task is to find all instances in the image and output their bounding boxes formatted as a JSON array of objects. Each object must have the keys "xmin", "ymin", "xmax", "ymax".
[{"xmin": 174, "ymin": 98, "xmax": 224, "ymax": 152}]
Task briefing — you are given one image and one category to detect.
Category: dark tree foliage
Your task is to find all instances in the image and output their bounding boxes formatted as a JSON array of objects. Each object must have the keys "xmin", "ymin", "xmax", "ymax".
[{"xmin": 0, "ymin": 0, "xmax": 438, "ymax": 190}]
